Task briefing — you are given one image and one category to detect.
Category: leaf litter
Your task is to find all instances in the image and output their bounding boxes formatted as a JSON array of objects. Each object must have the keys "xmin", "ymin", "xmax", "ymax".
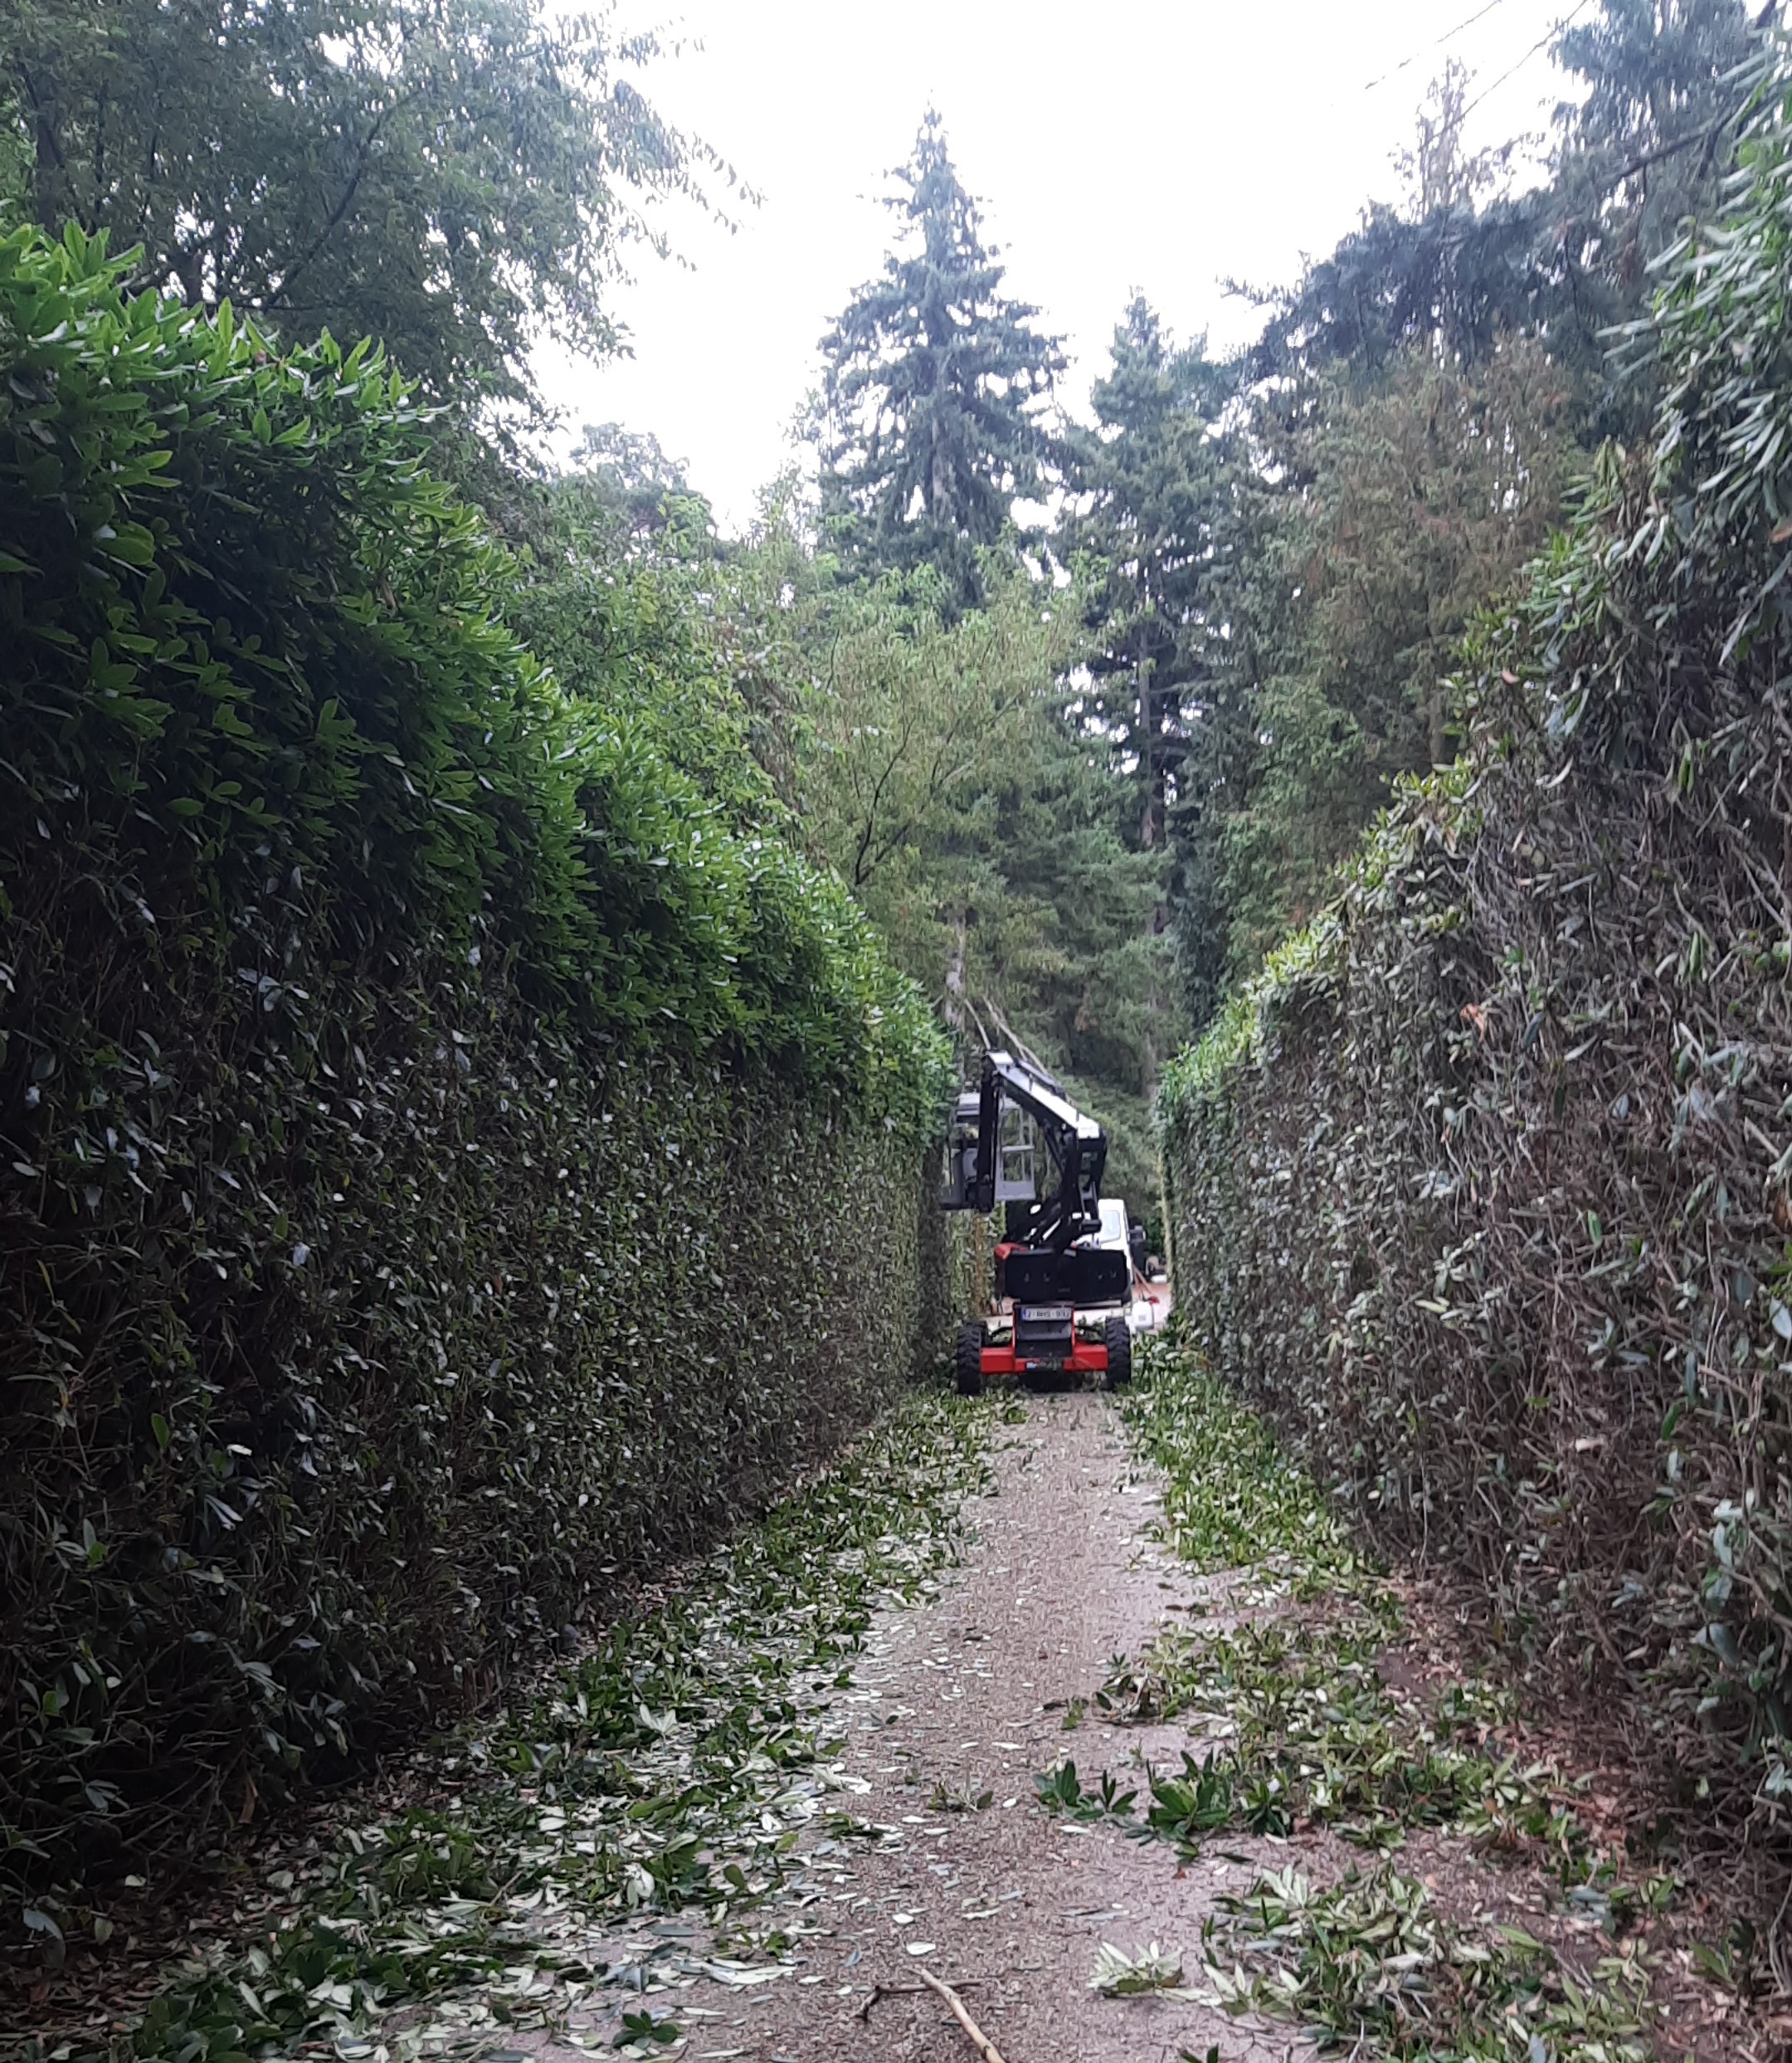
[
  {"xmin": 1041, "ymin": 1341, "xmax": 1732, "ymax": 2061},
  {"xmin": 21, "ymin": 1344, "xmax": 1754, "ymax": 2063},
  {"xmin": 17, "ymin": 1392, "xmax": 992, "ymax": 2063}
]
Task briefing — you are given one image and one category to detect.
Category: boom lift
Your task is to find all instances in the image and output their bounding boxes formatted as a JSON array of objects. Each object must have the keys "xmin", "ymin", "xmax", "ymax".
[{"xmin": 941, "ymin": 1050, "xmax": 1132, "ymax": 1395}]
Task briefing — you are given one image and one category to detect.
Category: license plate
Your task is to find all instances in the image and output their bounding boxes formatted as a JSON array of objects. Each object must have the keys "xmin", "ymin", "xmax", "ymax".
[{"xmin": 1020, "ymin": 1305, "xmax": 1073, "ymax": 1322}]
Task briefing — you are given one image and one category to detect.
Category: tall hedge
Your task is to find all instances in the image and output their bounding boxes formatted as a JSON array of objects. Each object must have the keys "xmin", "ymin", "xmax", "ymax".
[
  {"xmin": 0, "ymin": 226, "xmax": 954, "ymax": 1905},
  {"xmin": 1160, "ymin": 56, "xmax": 1792, "ymax": 1868}
]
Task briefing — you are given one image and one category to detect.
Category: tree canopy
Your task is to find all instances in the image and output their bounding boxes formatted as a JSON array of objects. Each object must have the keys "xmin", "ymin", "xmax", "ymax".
[
  {"xmin": 3, "ymin": 0, "xmax": 1767, "ymax": 1219},
  {"xmin": 2, "ymin": 0, "xmax": 718, "ymax": 411},
  {"xmin": 1058, "ymin": 299, "xmax": 1235, "ymax": 857},
  {"xmin": 813, "ymin": 111, "xmax": 1064, "ymax": 607},
  {"xmin": 1155, "ymin": 0, "xmax": 1764, "ymax": 1012}
]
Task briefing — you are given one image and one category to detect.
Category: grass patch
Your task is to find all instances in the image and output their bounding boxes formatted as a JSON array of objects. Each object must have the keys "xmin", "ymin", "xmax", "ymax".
[{"xmin": 40, "ymin": 1391, "xmax": 992, "ymax": 2063}]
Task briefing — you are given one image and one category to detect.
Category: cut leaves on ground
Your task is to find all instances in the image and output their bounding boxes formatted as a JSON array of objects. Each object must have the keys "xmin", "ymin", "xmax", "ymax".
[
  {"xmin": 1059, "ymin": 1343, "xmax": 1725, "ymax": 2061},
  {"xmin": 22, "ymin": 1394, "xmax": 992, "ymax": 2063}
]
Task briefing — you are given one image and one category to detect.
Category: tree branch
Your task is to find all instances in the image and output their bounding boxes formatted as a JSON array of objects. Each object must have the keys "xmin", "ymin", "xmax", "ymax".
[{"xmin": 265, "ymin": 87, "xmax": 421, "ymax": 313}]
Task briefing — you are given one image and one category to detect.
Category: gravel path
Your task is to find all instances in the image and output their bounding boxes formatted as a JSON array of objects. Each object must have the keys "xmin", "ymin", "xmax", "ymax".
[
  {"xmin": 567, "ymin": 1390, "xmax": 1309, "ymax": 2063},
  {"xmin": 15, "ymin": 1380, "xmax": 1741, "ymax": 2063}
]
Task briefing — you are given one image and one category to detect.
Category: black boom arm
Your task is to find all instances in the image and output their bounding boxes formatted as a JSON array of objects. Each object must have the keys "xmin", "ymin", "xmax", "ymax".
[{"xmin": 947, "ymin": 1050, "xmax": 1108, "ymax": 1251}]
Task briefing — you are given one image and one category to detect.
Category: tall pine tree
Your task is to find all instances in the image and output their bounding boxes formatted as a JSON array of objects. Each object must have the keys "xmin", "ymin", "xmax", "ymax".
[
  {"xmin": 1059, "ymin": 299, "xmax": 1235, "ymax": 856},
  {"xmin": 814, "ymin": 112, "xmax": 1064, "ymax": 606}
]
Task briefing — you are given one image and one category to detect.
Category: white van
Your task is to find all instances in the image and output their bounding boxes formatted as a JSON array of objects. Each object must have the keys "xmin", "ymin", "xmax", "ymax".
[{"xmin": 1081, "ymin": 1198, "xmax": 1160, "ymax": 1334}]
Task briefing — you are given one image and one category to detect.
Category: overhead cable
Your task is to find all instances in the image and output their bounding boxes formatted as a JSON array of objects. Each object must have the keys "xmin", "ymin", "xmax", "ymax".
[
  {"xmin": 1458, "ymin": 0, "xmax": 1598, "ymax": 124},
  {"xmin": 1363, "ymin": 0, "xmax": 1522, "ymax": 93}
]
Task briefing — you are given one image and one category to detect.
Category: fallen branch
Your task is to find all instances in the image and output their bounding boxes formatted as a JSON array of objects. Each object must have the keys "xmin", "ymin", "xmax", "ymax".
[
  {"xmin": 919, "ymin": 1967, "xmax": 1010, "ymax": 2063},
  {"xmin": 855, "ymin": 1975, "xmax": 984, "ymax": 2023}
]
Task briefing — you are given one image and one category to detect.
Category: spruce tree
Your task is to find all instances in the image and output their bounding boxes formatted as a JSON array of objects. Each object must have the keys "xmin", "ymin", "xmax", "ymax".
[
  {"xmin": 814, "ymin": 112, "xmax": 1064, "ymax": 606},
  {"xmin": 1059, "ymin": 300, "xmax": 1234, "ymax": 856}
]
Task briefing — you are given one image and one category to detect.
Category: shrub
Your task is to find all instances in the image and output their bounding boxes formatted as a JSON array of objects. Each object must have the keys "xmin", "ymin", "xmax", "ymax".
[
  {"xmin": 0, "ymin": 225, "xmax": 953, "ymax": 1909},
  {"xmin": 1160, "ymin": 51, "xmax": 1792, "ymax": 1876}
]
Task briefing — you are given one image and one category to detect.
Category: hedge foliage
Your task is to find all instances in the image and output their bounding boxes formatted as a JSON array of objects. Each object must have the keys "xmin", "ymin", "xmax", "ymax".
[
  {"xmin": 0, "ymin": 225, "xmax": 954, "ymax": 1909},
  {"xmin": 1160, "ymin": 52, "xmax": 1792, "ymax": 1867}
]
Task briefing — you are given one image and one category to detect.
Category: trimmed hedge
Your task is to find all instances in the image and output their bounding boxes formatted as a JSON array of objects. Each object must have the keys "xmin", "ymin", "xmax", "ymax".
[
  {"xmin": 0, "ymin": 226, "xmax": 953, "ymax": 1908},
  {"xmin": 1160, "ymin": 58, "xmax": 1792, "ymax": 1870}
]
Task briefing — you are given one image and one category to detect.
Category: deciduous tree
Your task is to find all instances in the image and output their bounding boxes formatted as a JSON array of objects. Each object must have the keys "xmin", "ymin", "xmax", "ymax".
[{"xmin": 2, "ymin": 0, "xmax": 717, "ymax": 411}]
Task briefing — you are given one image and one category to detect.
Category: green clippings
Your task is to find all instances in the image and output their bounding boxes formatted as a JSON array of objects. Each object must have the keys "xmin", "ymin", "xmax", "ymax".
[
  {"xmin": 51, "ymin": 1392, "xmax": 991, "ymax": 2063},
  {"xmin": 1033, "ymin": 1758, "xmax": 1137, "ymax": 1826},
  {"xmin": 1119, "ymin": 1344, "xmax": 1366, "ymax": 1579},
  {"xmin": 1063, "ymin": 1339, "xmax": 1683, "ymax": 2059},
  {"xmin": 1687, "ymin": 1917, "xmax": 1762, "ymax": 1995},
  {"xmin": 928, "ymin": 1778, "xmax": 995, "ymax": 1813},
  {"xmin": 614, "ymin": 2007, "xmax": 680, "ymax": 2049},
  {"xmin": 1145, "ymin": 1753, "xmax": 1234, "ymax": 1843},
  {"xmin": 1033, "ymin": 1758, "xmax": 1086, "ymax": 1815},
  {"xmin": 1202, "ymin": 1863, "xmax": 1657, "ymax": 2062},
  {"xmin": 1089, "ymin": 1939, "xmax": 1185, "ymax": 1995},
  {"xmin": 1083, "ymin": 1346, "xmax": 1580, "ymax": 1861}
]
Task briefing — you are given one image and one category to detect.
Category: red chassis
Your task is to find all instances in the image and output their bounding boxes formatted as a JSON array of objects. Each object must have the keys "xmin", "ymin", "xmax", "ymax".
[
  {"xmin": 979, "ymin": 1237, "xmax": 1115, "ymax": 1377},
  {"xmin": 977, "ymin": 1336, "xmax": 1111, "ymax": 1378}
]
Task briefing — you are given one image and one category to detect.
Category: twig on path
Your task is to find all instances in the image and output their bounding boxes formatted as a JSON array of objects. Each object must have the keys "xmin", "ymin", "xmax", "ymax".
[
  {"xmin": 854, "ymin": 1975, "xmax": 984, "ymax": 2023},
  {"xmin": 919, "ymin": 1967, "xmax": 1010, "ymax": 2063}
]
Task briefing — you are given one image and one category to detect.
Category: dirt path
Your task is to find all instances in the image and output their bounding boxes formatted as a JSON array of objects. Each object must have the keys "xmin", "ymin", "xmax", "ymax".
[
  {"xmin": 558, "ymin": 1390, "xmax": 1305, "ymax": 2063},
  {"xmin": 27, "ymin": 1374, "xmax": 1733, "ymax": 2063}
]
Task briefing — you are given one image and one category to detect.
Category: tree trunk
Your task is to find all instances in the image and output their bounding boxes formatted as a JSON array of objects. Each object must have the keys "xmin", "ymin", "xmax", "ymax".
[
  {"xmin": 931, "ymin": 413, "xmax": 952, "ymax": 528},
  {"xmin": 22, "ymin": 62, "xmax": 69, "ymax": 232},
  {"xmin": 1138, "ymin": 638, "xmax": 1158, "ymax": 849}
]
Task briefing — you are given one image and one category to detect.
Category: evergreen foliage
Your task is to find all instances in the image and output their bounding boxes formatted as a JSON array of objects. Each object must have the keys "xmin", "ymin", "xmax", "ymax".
[
  {"xmin": 1155, "ymin": 0, "xmax": 1762, "ymax": 1016},
  {"xmin": 798, "ymin": 117, "xmax": 1196, "ymax": 1192},
  {"xmin": 4, "ymin": 0, "xmax": 1784, "ymax": 1939},
  {"xmin": 0, "ymin": 225, "xmax": 951, "ymax": 1904},
  {"xmin": 1160, "ymin": 32, "xmax": 1792, "ymax": 1878},
  {"xmin": 1059, "ymin": 299, "xmax": 1235, "ymax": 858},
  {"xmin": 1213, "ymin": 338, "xmax": 1571, "ymax": 975},
  {"xmin": 813, "ymin": 113, "xmax": 1064, "ymax": 607},
  {"xmin": 1552, "ymin": 0, "xmax": 1759, "ymax": 426}
]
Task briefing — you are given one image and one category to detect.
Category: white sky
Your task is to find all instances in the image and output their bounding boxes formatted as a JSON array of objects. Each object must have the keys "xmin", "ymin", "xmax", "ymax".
[{"xmin": 538, "ymin": 0, "xmax": 1585, "ymax": 531}]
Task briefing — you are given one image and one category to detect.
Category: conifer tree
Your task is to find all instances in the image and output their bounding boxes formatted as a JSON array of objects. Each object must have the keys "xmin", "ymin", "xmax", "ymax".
[
  {"xmin": 1548, "ymin": 0, "xmax": 1756, "ymax": 432},
  {"xmin": 814, "ymin": 112, "xmax": 1064, "ymax": 606},
  {"xmin": 1059, "ymin": 300, "xmax": 1235, "ymax": 856}
]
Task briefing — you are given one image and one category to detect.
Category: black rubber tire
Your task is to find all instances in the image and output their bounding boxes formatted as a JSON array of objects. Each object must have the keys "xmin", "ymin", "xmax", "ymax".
[
  {"xmin": 955, "ymin": 1321, "xmax": 986, "ymax": 1397},
  {"xmin": 1103, "ymin": 1314, "xmax": 1133, "ymax": 1389}
]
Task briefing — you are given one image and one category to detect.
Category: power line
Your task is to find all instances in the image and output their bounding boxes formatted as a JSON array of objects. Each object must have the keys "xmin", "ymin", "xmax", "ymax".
[
  {"xmin": 1458, "ymin": 0, "xmax": 1598, "ymax": 124},
  {"xmin": 1363, "ymin": 0, "xmax": 1524, "ymax": 93}
]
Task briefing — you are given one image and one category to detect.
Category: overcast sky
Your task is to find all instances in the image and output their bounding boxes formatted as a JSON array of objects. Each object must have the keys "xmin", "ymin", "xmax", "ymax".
[{"xmin": 538, "ymin": 0, "xmax": 1585, "ymax": 530}]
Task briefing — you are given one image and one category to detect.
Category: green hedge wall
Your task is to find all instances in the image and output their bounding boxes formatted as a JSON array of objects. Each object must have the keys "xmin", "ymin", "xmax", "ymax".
[
  {"xmin": 0, "ymin": 225, "xmax": 953, "ymax": 1906},
  {"xmin": 1159, "ymin": 60, "xmax": 1792, "ymax": 1867}
]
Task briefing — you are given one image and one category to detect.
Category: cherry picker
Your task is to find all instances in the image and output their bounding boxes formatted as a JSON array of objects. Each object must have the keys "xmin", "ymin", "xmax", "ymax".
[{"xmin": 940, "ymin": 1049, "xmax": 1132, "ymax": 1395}]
